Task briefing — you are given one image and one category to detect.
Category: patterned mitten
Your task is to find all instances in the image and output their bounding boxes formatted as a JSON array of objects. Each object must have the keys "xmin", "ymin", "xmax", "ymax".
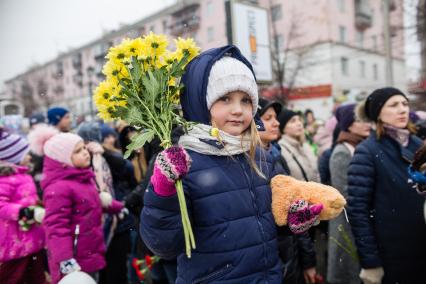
[
  {"xmin": 288, "ymin": 200, "xmax": 323, "ymax": 234},
  {"xmin": 60, "ymin": 258, "xmax": 81, "ymax": 275},
  {"xmin": 151, "ymin": 146, "xmax": 191, "ymax": 197}
]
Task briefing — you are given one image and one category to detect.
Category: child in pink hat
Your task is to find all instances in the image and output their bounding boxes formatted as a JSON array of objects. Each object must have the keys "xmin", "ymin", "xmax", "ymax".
[{"xmin": 29, "ymin": 125, "xmax": 125, "ymax": 283}]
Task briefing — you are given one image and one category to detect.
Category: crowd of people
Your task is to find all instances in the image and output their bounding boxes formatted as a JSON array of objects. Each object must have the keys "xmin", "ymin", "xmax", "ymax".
[{"xmin": 1, "ymin": 45, "xmax": 426, "ymax": 284}]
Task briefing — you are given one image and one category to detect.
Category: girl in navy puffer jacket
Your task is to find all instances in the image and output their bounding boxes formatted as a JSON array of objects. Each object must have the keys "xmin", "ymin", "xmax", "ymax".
[{"xmin": 140, "ymin": 45, "xmax": 322, "ymax": 283}]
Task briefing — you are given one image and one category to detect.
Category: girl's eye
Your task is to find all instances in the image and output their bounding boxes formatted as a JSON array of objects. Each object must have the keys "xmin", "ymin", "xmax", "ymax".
[
  {"xmin": 219, "ymin": 96, "xmax": 230, "ymax": 102},
  {"xmin": 242, "ymin": 98, "xmax": 252, "ymax": 104}
]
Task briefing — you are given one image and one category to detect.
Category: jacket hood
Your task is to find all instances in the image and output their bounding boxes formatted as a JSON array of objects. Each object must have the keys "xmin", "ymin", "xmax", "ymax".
[
  {"xmin": 180, "ymin": 45, "xmax": 264, "ymax": 130},
  {"xmin": 41, "ymin": 156, "xmax": 95, "ymax": 189}
]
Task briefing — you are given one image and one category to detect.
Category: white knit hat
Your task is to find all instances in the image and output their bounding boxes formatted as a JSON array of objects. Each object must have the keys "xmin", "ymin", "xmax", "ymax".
[
  {"xmin": 44, "ymin": 133, "xmax": 83, "ymax": 167},
  {"xmin": 206, "ymin": 56, "xmax": 258, "ymax": 115}
]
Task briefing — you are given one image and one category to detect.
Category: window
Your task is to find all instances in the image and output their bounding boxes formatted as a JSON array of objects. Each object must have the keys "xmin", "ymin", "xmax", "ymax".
[
  {"xmin": 359, "ymin": 60, "xmax": 366, "ymax": 77},
  {"xmin": 274, "ymin": 34, "xmax": 284, "ymax": 51},
  {"xmin": 271, "ymin": 4, "xmax": 282, "ymax": 22},
  {"xmin": 372, "ymin": 35, "xmax": 378, "ymax": 50},
  {"xmin": 206, "ymin": 1, "xmax": 214, "ymax": 16},
  {"xmin": 149, "ymin": 25, "xmax": 155, "ymax": 33},
  {"xmin": 341, "ymin": 57, "xmax": 349, "ymax": 76},
  {"xmin": 337, "ymin": 0, "xmax": 345, "ymax": 12},
  {"xmin": 339, "ymin": 26, "xmax": 346, "ymax": 43},
  {"xmin": 162, "ymin": 20, "xmax": 168, "ymax": 32},
  {"xmin": 373, "ymin": 63, "xmax": 378, "ymax": 80},
  {"xmin": 207, "ymin": 27, "xmax": 214, "ymax": 42},
  {"xmin": 356, "ymin": 31, "xmax": 364, "ymax": 47}
]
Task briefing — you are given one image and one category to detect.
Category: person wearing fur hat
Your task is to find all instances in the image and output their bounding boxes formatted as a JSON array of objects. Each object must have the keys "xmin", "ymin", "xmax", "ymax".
[
  {"xmin": 28, "ymin": 125, "xmax": 125, "ymax": 283},
  {"xmin": 47, "ymin": 107, "xmax": 72, "ymax": 132},
  {"xmin": 0, "ymin": 129, "xmax": 46, "ymax": 284},
  {"xmin": 257, "ymin": 98, "xmax": 320, "ymax": 284},
  {"xmin": 347, "ymin": 87, "xmax": 426, "ymax": 284},
  {"xmin": 327, "ymin": 103, "xmax": 371, "ymax": 284},
  {"xmin": 139, "ymin": 45, "xmax": 323, "ymax": 283}
]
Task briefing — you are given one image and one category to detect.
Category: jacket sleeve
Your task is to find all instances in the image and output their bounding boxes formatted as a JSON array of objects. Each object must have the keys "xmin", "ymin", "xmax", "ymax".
[
  {"xmin": 347, "ymin": 143, "xmax": 382, "ymax": 268},
  {"xmin": 43, "ymin": 184, "xmax": 74, "ymax": 264},
  {"xmin": 0, "ymin": 181, "xmax": 22, "ymax": 221},
  {"xmin": 139, "ymin": 182, "xmax": 185, "ymax": 259},
  {"xmin": 297, "ymin": 232, "xmax": 317, "ymax": 269}
]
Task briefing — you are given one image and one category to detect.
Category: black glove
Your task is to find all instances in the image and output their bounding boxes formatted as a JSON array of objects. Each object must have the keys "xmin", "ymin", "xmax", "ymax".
[{"xmin": 19, "ymin": 207, "xmax": 35, "ymax": 221}]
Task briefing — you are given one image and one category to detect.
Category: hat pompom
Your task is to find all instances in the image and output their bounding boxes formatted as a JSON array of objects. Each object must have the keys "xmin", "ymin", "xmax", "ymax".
[
  {"xmin": 28, "ymin": 124, "xmax": 59, "ymax": 156},
  {"xmin": 355, "ymin": 100, "xmax": 370, "ymax": 122}
]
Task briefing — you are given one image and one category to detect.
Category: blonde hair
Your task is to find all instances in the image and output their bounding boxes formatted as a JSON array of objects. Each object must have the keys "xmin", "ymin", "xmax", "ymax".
[{"xmin": 243, "ymin": 121, "xmax": 266, "ymax": 179}]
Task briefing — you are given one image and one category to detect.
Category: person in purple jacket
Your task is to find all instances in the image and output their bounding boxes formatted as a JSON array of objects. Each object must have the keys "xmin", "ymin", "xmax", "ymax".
[
  {"xmin": 29, "ymin": 125, "xmax": 124, "ymax": 284},
  {"xmin": 0, "ymin": 129, "xmax": 46, "ymax": 284}
]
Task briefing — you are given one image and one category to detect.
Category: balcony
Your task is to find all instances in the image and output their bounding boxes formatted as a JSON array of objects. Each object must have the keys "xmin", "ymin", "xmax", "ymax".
[
  {"xmin": 94, "ymin": 42, "xmax": 113, "ymax": 61},
  {"xmin": 170, "ymin": 3, "xmax": 200, "ymax": 36},
  {"xmin": 355, "ymin": 0, "xmax": 372, "ymax": 30},
  {"xmin": 72, "ymin": 53, "xmax": 82, "ymax": 69}
]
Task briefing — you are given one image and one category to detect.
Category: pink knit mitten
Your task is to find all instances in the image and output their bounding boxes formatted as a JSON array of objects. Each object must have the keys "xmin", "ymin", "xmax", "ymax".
[
  {"xmin": 288, "ymin": 200, "xmax": 323, "ymax": 234},
  {"xmin": 151, "ymin": 146, "xmax": 191, "ymax": 197}
]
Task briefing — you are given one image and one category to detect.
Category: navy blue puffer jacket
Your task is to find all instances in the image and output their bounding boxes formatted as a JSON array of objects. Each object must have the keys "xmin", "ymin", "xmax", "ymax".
[
  {"xmin": 347, "ymin": 133, "xmax": 426, "ymax": 283},
  {"xmin": 140, "ymin": 45, "xmax": 282, "ymax": 283},
  {"xmin": 141, "ymin": 149, "xmax": 282, "ymax": 283}
]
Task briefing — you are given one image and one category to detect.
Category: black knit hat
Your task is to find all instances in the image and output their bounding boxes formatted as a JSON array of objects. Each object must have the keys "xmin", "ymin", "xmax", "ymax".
[
  {"xmin": 364, "ymin": 87, "xmax": 408, "ymax": 122},
  {"xmin": 257, "ymin": 98, "xmax": 282, "ymax": 117},
  {"xmin": 278, "ymin": 109, "xmax": 299, "ymax": 133}
]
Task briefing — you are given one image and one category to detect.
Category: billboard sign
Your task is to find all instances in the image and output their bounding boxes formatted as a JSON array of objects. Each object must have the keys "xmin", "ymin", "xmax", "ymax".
[{"xmin": 231, "ymin": 1, "xmax": 272, "ymax": 82}]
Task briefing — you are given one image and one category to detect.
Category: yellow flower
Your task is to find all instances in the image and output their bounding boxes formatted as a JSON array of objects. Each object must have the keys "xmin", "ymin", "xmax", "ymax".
[
  {"xmin": 210, "ymin": 127, "xmax": 219, "ymax": 138},
  {"xmin": 142, "ymin": 32, "xmax": 168, "ymax": 58},
  {"xmin": 174, "ymin": 37, "xmax": 200, "ymax": 62},
  {"xmin": 168, "ymin": 77, "xmax": 176, "ymax": 87}
]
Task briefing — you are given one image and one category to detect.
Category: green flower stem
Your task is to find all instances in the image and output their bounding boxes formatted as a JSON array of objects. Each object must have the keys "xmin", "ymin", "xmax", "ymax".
[{"xmin": 176, "ymin": 179, "xmax": 196, "ymax": 258}]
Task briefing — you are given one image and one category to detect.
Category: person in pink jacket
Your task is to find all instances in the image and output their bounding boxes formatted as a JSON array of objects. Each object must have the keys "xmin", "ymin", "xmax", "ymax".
[
  {"xmin": 29, "ymin": 125, "xmax": 124, "ymax": 283},
  {"xmin": 0, "ymin": 129, "xmax": 46, "ymax": 284}
]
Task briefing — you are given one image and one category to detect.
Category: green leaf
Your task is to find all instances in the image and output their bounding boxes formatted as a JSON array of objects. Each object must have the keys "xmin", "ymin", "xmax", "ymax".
[
  {"xmin": 124, "ymin": 130, "xmax": 155, "ymax": 159},
  {"xmin": 124, "ymin": 106, "xmax": 145, "ymax": 126}
]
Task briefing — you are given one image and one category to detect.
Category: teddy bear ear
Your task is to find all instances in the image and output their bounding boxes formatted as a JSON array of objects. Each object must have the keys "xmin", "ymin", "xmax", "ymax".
[{"xmin": 355, "ymin": 100, "xmax": 371, "ymax": 122}]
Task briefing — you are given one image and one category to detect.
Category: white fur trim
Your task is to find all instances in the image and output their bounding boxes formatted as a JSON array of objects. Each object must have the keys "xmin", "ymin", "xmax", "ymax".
[
  {"xmin": 27, "ymin": 124, "xmax": 59, "ymax": 156},
  {"xmin": 99, "ymin": 191, "xmax": 113, "ymax": 208}
]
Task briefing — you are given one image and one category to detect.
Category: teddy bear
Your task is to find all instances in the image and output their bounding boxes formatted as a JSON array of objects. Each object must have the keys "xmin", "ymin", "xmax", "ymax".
[{"xmin": 271, "ymin": 175, "xmax": 346, "ymax": 226}]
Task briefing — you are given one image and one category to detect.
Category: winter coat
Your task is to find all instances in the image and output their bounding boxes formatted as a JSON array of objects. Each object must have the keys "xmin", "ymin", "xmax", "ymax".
[
  {"xmin": 41, "ymin": 156, "xmax": 121, "ymax": 284},
  {"xmin": 269, "ymin": 143, "xmax": 316, "ymax": 283},
  {"xmin": 327, "ymin": 143, "xmax": 360, "ymax": 284},
  {"xmin": 0, "ymin": 165, "xmax": 45, "ymax": 262},
  {"xmin": 347, "ymin": 134, "xmax": 426, "ymax": 283},
  {"xmin": 103, "ymin": 149, "xmax": 137, "ymax": 234},
  {"xmin": 140, "ymin": 147, "xmax": 282, "ymax": 283},
  {"xmin": 278, "ymin": 135, "xmax": 319, "ymax": 182}
]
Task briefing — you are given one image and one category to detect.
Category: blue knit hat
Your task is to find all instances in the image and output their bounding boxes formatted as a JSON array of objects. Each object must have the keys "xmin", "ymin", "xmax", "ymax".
[
  {"xmin": 335, "ymin": 104, "xmax": 356, "ymax": 131},
  {"xmin": 100, "ymin": 124, "xmax": 117, "ymax": 142},
  {"xmin": 47, "ymin": 107, "xmax": 69, "ymax": 125}
]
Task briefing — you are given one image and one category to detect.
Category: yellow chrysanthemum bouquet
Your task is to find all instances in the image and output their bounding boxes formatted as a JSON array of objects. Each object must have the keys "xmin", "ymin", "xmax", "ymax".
[{"xmin": 93, "ymin": 32, "xmax": 200, "ymax": 257}]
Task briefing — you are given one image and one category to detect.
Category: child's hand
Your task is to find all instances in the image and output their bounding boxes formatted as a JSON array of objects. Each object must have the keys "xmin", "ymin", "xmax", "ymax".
[
  {"xmin": 151, "ymin": 146, "xmax": 191, "ymax": 197},
  {"xmin": 288, "ymin": 200, "xmax": 323, "ymax": 234},
  {"xmin": 18, "ymin": 207, "xmax": 35, "ymax": 230}
]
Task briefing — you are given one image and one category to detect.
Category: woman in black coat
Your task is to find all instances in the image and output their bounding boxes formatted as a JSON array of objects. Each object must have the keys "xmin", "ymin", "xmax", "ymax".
[
  {"xmin": 257, "ymin": 98, "xmax": 318, "ymax": 284},
  {"xmin": 347, "ymin": 88, "xmax": 426, "ymax": 284}
]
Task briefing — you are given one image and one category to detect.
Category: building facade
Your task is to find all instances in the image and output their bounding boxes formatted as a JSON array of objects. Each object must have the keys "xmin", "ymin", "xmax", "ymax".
[{"xmin": 4, "ymin": 0, "xmax": 407, "ymax": 120}]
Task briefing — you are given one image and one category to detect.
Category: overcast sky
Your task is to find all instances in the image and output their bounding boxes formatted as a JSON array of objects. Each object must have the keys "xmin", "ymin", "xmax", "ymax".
[
  {"xmin": 0, "ymin": 0, "xmax": 176, "ymax": 90},
  {"xmin": 0, "ymin": 0, "xmax": 421, "ymax": 92}
]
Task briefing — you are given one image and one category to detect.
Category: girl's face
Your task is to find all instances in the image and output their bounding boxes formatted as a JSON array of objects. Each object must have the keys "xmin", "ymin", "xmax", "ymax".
[
  {"xmin": 348, "ymin": 121, "xmax": 372, "ymax": 137},
  {"xmin": 379, "ymin": 95, "xmax": 409, "ymax": 129},
  {"xmin": 71, "ymin": 141, "xmax": 91, "ymax": 168},
  {"xmin": 283, "ymin": 115, "xmax": 304, "ymax": 139},
  {"xmin": 259, "ymin": 107, "xmax": 280, "ymax": 144},
  {"xmin": 210, "ymin": 91, "xmax": 253, "ymax": 136}
]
